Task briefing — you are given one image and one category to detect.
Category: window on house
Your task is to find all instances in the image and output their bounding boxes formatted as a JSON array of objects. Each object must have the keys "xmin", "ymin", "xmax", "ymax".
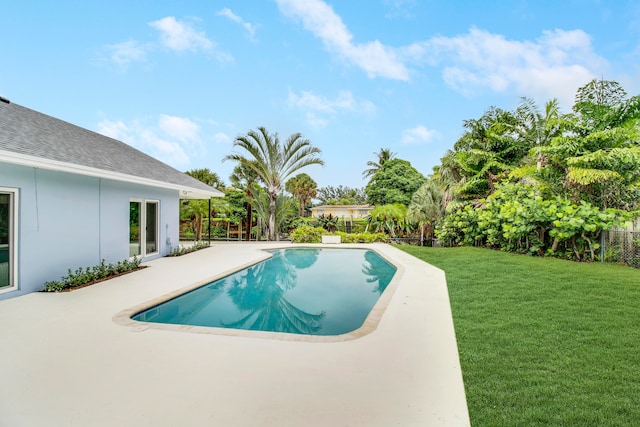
[
  {"xmin": 130, "ymin": 199, "xmax": 159, "ymax": 258},
  {"xmin": 0, "ymin": 189, "xmax": 17, "ymax": 292}
]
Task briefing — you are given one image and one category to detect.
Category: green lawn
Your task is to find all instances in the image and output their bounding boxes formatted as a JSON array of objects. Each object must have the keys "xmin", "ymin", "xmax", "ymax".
[{"xmin": 396, "ymin": 245, "xmax": 640, "ymax": 426}]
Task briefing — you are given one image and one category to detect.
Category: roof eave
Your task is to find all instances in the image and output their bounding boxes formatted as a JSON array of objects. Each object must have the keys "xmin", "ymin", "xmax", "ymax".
[{"xmin": 0, "ymin": 150, "xmax": 224, "ymax": 199}]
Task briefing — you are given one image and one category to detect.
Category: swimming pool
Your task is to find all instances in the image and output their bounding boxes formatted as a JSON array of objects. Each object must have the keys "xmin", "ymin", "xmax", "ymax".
[{"xmin": 132, "ymin": 248, "xmax": 397, "ymax": 336}]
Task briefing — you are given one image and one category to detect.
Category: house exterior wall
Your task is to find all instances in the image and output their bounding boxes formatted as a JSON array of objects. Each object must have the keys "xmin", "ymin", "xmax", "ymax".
[
  {"xmin": 0, "ymin": 162, "xmax": 178, "ymax": 300},
  {"xmin": 310, "ymin": 206, "xmax": 373, "ymax": 219}
]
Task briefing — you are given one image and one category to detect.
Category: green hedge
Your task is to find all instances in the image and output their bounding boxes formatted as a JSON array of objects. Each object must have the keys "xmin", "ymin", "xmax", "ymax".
[{"xmin": 289, "ymin": 226, "xmax": 389, "ymax": 244}]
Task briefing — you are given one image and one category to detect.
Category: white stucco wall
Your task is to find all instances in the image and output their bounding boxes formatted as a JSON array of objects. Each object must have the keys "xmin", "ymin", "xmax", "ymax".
[{"xmin": 0, "ymin": 162, "xmax": 179, "ymax": 300}]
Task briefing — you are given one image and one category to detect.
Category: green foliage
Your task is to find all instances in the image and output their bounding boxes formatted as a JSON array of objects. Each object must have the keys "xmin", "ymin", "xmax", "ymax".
[
  {"xmin": 224, "ymin": 126, "xmax": 323, "ymax": 241},
  {"xmin": 185, "ymin": 168, "xmax": 226, "ymax": 190},
  {"xmin": 290, "ymin": 225, "xmax": 326, "ymax": 243},
  {"xmin": 43, "ymin": 257, "xmax": 142, "ymax": 292},
  {"xmin": 249, "ymin": 184, "xmax": 297, "ymax": 239},
  {"xmin": 289, "ymin": 225, "xmax": 388, "ymax": 244},
  {"xmin": 285, "ymin": 173, "xmax": 318, "ymax": 217},
  {"xmin": 166, "ymin": 241, "xmax": 210, "ymax": 257},
  {"xmin": 362, "ymin": 147, "xmax": 396, "ymax": 179},
  {"xmin": 335, "ymin": 231, "xmax": 389, "ymax": 243},
  {"xmin": 316, "ymin": 185, "xmax": 367, "ymax": 205},
  {"xmin": 365, "ymin": 158, "xmax": 427, "ymax": 205},
  {"xmin": 315, "ymin": 214, "xmax": 338, "ymax": 232},
  {"xmin": 437, "ymin": 182, "xmax": 630, "ymax": 260},
  {"xmin": 366, "ymin": 204, "xmax": 410, "ymax": 237},
  {"xmin": 429, "ymin": 79, "xmax": 639, "ymax": 261}
]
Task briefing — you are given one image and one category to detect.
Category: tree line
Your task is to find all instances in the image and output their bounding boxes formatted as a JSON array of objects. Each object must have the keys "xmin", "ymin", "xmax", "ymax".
[
  {"xmin": 182, "ymin": 79, "xmax": 639, "ymax": 261},
  {"xmin": 427, "ymin": 79, "xmax": 639, "ymax": 260}
]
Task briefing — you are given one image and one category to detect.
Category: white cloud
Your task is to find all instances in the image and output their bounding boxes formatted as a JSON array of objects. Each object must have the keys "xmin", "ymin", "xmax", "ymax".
[
  {"xmin": 287, "ymin": 89, "xmax": 376, "ymax": 127},
  {"xmin": 404, "ymin": 27, "xmax": 606, "ymax": 105},
  {"xmin": 402, "ymin": 125, "xmax": 438, "ymax": 145},
  {"xmin": 383, "ymin": 0, "xmax": 417, "ymax": 19},
  {"xmin": 96, "ymin": 116, "xmax": 205, "ymax": 168},
  {"xmin": 212, "ymin": 132, "xmax": 233, "ymax": 145},
  {"xmin": 149, "ymin": 16, "xmax": 213, "ymax": 52},
  {"xmin": 275, "ymin": 1, "xmax": 607, "ymax": 102},
  {"xmin": 158, "ymin": 115, "xmax": 200, "ymax": 143},
  {"xmin": 104, "ymin": 40, "xmax": 149, "ymax": 70},
  {"xmin": 217, "ymin": 8, "xmax": 257, "ymax": 41},
  {"xmin": 275, "ymin": 0, "xmax": 410, "ymax": 80}
]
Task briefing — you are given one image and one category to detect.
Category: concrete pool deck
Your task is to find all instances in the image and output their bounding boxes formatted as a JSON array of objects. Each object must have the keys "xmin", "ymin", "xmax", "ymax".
[{"xmin": 0, "ymin": 243, "xmax": 470, "ymax": 426}]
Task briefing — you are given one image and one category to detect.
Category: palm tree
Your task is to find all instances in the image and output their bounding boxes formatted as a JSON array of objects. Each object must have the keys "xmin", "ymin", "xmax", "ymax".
[
  {"xmin": 366, "ymin": 203, "xmax": 407, "ymax": 237},
  {"xmin": 516, "ymin": 97, "xmax": 562, "ymax": 171},
  {"xmin": 229, "ymin": 163, "xmax": 260, "ymax": 241},
  {"xmin": 180, "ymin": 199, "xmax": 209, "ymax": 241},
  {"xmin": 432, "ymin": 150, "xmax": 463, "ymax": 207},
  {"xmin": 224, "ymin": 127, "xmax": 323, "ymax": 240},
  {"xmin": 248, "ymin": 184, "xmax": 298, "ymax": 240},
  {"xmin": 407, "ymin": 180, "xmax": 445, "ymax": 244},
  {"xmin": 285, "ymin": 173, "xmax": 318, "ymax": 217},
  {"xmin": 362, "ymin": 147, "xmax": 396, "ymax": 179}
]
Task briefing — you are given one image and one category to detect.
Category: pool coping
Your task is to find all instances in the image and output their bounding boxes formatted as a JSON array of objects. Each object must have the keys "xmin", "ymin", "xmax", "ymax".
[
  {"xmin": 0, "ymin": 242, "xmax": 471, "ymax": 426},
  {"xmin": 113, "ymin": 244, "xmax": 407, "ymax": 343}
]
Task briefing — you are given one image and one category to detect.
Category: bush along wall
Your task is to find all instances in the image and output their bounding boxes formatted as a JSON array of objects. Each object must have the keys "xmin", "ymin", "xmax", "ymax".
[
  {"xmin": 43, "ymin": 257, "xmax": 142, "ymax": 292},
  {"xmin": 437, "ymin": 183, "xmax": 632, "ymax": 261}
]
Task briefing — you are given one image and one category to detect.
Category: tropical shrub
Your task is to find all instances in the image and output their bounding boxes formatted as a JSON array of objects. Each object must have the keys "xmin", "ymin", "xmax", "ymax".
[
  {"xmin": 166, "ymin": 241, "xmax": 210, "ymax": 257},
  {"xmin": 437, "ymin": 183, "xmax": 630, "ymax": 260},
  {"xmin": 290, "ymin": 225, "xmax": 326, "ymax": 243},
  {"xmin": 335, "ymin": 231, "xmax": 389, "ymax": 243},
  {"xmin": 366, "ymin": 204, "xmax": 410, "ymax": 237},
  {"xmin": 43, "ymin": 257, "xmax": 142, "ymax": 292}
]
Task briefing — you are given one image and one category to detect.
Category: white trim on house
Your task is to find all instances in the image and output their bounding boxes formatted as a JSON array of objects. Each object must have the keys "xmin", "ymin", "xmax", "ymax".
[
  {"xmin": 0, "ymin": 150, "xmax": 220, "ymax": 200},
  {"xmin": 0, "ymin": 187, "xmax": 18, "ymax": 295},
  {"xmin": 129, "ymin": 198, "xmax": 160, "ymax": 259}
]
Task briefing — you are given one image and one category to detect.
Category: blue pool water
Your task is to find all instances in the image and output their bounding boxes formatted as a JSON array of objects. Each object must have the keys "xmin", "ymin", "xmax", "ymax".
[{"xmin": 132, "ymin": 248, "xmax": 397, "ymax": 335}]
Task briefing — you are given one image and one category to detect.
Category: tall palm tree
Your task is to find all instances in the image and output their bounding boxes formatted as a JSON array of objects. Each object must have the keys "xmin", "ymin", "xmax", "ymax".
[
  {"xmin": 285, "ymin": 173, "xmax": 318, "ymax": 217},
  {"xmin": 362, "ymin": 148, "xmax": 396, "ymax": 179},
  {"xmin": 248, "ymin": 184, "xmax": 297, "ymax": 240},
  {"xmin": 224, "ymin": 127, "xmax": 323, "ymax": 240}
]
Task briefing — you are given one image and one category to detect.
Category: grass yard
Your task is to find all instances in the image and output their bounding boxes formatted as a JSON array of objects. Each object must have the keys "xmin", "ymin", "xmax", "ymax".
[{"xmin": 396, "ymin": 245, "xmax": 640, "ymax": 426}]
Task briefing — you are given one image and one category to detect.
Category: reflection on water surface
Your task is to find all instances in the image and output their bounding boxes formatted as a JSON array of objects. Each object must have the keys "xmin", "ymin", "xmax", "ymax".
[{"xmin": 133, "ymin": 248, "xmax": 396, "ymax": 335}]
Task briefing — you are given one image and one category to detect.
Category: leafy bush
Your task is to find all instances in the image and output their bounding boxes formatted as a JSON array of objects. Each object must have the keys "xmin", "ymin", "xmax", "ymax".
[
  {"xmin": 43, "ymin": 257, "xmax": 142, "ymax": 292},
  {"xmin": 437, "ymin": 182, "xmax": 631, "ymax": 261},
  {"xmin": 289, "ymin": 226, "xmax": 389, "ymax": 244},
  {"xmin": 335, "ymin": 231, "xmax": 389, "ymax": 243},
  {"xmin": 290, "ymin": 225, "xmax": 326, "ymax": 243},
  {"xmin": 166, "ymin": 241, "xmax": 210, "ymax": 257}
]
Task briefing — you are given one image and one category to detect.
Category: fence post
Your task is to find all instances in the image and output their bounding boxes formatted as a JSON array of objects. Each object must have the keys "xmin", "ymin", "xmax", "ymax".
[{"xmin": 600, "ymin": 231, "xmax": 605, "ymax": 263}]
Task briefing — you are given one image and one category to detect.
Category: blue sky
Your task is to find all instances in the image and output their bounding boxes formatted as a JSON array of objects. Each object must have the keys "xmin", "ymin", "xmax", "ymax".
[{"xmin": 2, "ymin": 1, "xmax": 639, "ymax": 189}]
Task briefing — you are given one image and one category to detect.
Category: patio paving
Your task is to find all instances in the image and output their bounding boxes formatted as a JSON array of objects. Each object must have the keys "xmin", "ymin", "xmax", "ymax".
[{"xmin": 0, "ymin": 243, "xmax": 470, "ymax": 426}]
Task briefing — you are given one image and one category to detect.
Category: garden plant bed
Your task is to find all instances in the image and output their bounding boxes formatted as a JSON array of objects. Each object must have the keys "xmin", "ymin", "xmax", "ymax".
[{"xmin": 47, "ymin": 266, "xmax": 148, "ymax": 292}]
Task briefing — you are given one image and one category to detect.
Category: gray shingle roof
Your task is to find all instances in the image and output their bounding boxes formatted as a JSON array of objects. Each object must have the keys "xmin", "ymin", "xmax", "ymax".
[{"xmin": 0, "ymin": 100, "xmax": 223, "ymax": 198}]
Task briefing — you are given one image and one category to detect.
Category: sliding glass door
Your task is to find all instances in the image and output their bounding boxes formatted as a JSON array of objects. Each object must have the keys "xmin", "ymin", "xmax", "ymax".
[
  {"xmin": 0, "ymin": 189, "xmax": 16, "ymax": 291},
  {"xmin": 130, "ymin": 199, "xmax": 158, "ymax": 258}
]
